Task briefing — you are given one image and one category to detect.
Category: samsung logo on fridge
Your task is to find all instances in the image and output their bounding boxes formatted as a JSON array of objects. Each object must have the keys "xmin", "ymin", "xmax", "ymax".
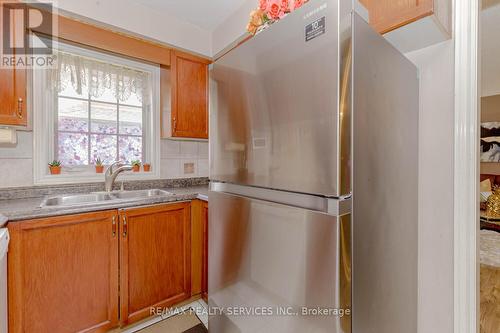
[{"xmin": 303, "ymin": 3, "xmax": 327, "ymax": 20}]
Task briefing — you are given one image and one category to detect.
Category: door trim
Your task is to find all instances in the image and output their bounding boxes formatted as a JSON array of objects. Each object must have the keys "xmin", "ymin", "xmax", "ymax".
[{"xmin": 454, "ymin": 0, "xmax": 479, "ymax": 332}]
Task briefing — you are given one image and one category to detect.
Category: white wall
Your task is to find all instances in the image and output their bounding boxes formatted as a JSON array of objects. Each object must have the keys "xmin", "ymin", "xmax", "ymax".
[
  {"xmin": 54, "ymin": 0, "xmax": 212, "ymax": 57},
  {"xmin": 211, "ymin": 0, "xmax": 255, "ymax": 56},
  {"xmin": 405, "ymin": 40, "xmax": 455, "ymax": 333},
  {"xmin": 481, "ymin": 3, "xmax": 500, "ymax": 96},
  {"xmin": 0, "ymin": 135, "xmax": 208, "ymax": 188}
]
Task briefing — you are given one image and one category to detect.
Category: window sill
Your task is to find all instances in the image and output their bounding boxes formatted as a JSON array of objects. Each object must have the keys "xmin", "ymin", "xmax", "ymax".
[{"xmin": 34, "ymin": 169, "xmax": 161, "ymax": 186}]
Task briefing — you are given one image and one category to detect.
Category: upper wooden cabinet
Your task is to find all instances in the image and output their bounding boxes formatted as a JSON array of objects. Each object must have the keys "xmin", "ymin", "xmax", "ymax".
[
  {"xmin": 170, "ymin": 51, "xmax": 209, "ymax": 139},
  {"xmin": 359, "ymin": 0, "xmax": 451, "ymax": 52},
  {"xmin": 0, "ymin": 2, "xmax": 27, "ymax": 126},
  {"xmin": 119, "ymin": 202, "xmax": 192, "ymax": 326},
  {"xmin": 8, "ymin": 211, "xmax": 119, "ymax": 333},
  {"xmin": 0, "ymin": 68, "xmax": 26, "ymax": 126},
  {"xmin": 359, "ymin": 0, "xmax": 432, "ymax": 33}
]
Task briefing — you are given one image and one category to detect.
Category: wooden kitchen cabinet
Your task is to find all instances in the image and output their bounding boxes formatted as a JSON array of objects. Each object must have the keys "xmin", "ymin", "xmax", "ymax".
[
  {"xmin": 359, "ymin": 0, "xmax": 450, "ymax": 35},
  {"xmin": 191, "ymin": 199, "xmax": 208, "ymax": 301},
  {"xmin": 0, "ymin": 2, "xmax": 27, "ymax": 126},
  {"xmin": 0, "ymin": 67, "xmax": 26, "ymax": 126},
  {"xmin": 170, "ymin": 51, "xmax": 209, "ymax": 139},
  {"xmin": 201, "ymin": 201, "xmax": 208, "ymax": 301},
  {"xmin": 119, "ymin": 202, "xmax": 192, "ymax": 325},
  {"xmin": 8, "ymin": 211, "xmax": 120, "ymax": 333}
]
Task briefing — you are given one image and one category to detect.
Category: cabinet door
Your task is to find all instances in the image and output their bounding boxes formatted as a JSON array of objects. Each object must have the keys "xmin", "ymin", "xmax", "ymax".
[
  {"xmin": 171, "ymin": 51, "xmax": 209, "ymax": 139},
  {"xmin": 201, "ymin": 201, "xmax": 208, "ymax": 301},
  {"xmin": 190, "ymin": 200, "xmax": 208, "ymax": 299},
  {"xmin": 190, "ymin": 199, "xmax": 203, "ymax": 296},
  {"xmin": 359, "ymin": 0, "xmax": 433, "ymax": 33},
  {"xmin": 0, "ymin": 2, "xmax": 27, "ymax": 126},
  {"xmin": 8, "ymin": 211, "xmax": 120, "ymax": 333},
  {"xmin": 119, "ymin": 203, "xmax": 191, "ymax": 325}
]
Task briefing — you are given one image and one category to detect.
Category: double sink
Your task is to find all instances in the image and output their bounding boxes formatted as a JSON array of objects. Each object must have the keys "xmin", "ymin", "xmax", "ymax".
[{"xmin": 40, "ymin": 189, "xmax": 173, "ymax": 208}]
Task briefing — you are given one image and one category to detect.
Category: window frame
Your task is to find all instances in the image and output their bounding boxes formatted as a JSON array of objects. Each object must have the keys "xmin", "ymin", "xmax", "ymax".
[{"xmin": 33, "ymin": 40, "xmax": 161, "ymax": 185}]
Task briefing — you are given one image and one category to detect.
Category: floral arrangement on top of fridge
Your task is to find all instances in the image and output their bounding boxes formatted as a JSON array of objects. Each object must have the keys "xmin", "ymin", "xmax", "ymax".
[{"xmin": 247, "ymin": 0, "xmax": 310, "ymax": 35}]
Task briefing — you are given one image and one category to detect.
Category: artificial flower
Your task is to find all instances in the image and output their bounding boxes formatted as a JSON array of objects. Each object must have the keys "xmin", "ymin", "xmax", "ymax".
[
  {"xmin": 247, "ymin": 22, "xmax": 258, "ymax": 35},
  {"xmin": 267, "ymin": 0, "xmax": 282, "ymax": 19},
  {"xmin": 259, "ymin": 0, "xmax": 268, "ymax": 11},
  {"xmin": 247, "ymin": 0, "xmax": 309, "ymax": 35},
  {"xmin": 281, "ymin": 0, "xmax": 290, "ymax": 13},
  {"xmin": 250, "ymin": 9, "xmax": 265, "ymax": 27},
  {"xmin": 247, "ymin": 9, "xmax": 266, "ymax": 34},
  {"xmin": 290, "ymin": 0, "xmax": 305, "ymax": 10}
]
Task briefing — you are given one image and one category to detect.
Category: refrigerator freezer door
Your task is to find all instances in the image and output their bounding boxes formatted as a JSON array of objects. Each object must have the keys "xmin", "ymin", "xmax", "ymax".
[
  {"xmin": 210, "ymin": 0, "xmax": 352, "ymax": 197},
  {"xmin": 208, "ymin": 190, "xmax": 351, "ymax": 333},
  {"xmin": 352, "ymin": 14, "xmax": 418, "ymax": 333}
]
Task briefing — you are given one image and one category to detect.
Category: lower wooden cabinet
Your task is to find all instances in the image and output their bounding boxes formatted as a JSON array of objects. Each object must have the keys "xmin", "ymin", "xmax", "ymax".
[
  {"xmin": 190, "ymin": 200, "xmax": 208, "ymax": 301},
  {"xmin": 201, "ymin": 201, "xmax": 208, "ymax": 301},
  {"xmin": 8, "ymin": 201, "xmax": 197, "ymax": 331},
  {"xmin": 8, "ymin": 211, "xmax": 119, "ymax": 333},
  {"xmin": 119, "ymin": 202, "xmax": 192, "ymax": 325}
]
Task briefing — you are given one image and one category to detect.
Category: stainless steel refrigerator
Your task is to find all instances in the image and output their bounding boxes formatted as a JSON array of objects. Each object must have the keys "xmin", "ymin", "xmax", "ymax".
[{"xmin": 208, "ymin": 0, "xmax": 418, "ymax": 332}]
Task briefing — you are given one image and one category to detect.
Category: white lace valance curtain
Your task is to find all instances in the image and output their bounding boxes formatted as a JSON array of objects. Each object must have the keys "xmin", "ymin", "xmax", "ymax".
[{"xmin": 50, "ymin": 51, "xmax": 151, "ymax": 104}]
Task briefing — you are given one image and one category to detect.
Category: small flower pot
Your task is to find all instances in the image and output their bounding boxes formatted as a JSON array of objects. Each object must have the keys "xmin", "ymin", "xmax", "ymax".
[
  {"xmin": 95, "ymin": 165, "xmax": 104, "ymax": 174},
  {"xmin": 143, "ymin": 164, "xmax": 151, "ymax": 172},
  {"xmin": 132, "ymin": 165, "xmax": 141, "ymax": 172},
  {"xmin": 49, "ymin": 166, "xmax": 61, "ymax": 175}
]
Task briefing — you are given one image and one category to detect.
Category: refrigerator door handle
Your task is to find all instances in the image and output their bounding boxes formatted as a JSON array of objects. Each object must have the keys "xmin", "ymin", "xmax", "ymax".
[{"xmin": 211, "ymin": 182, "xmax": 351, "ymax": 216}]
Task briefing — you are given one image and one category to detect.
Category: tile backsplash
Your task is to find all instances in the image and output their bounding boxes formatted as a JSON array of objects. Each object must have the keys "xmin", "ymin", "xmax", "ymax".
[
  {"xmin": 0, "ymin": 131, "xmax": 209, "ymax": 188},
  {"xmin": 160, "ymin": 140, "xmax": 209, "ymax": 179},
  {"xmin": 0, "ymin": 131, "xmax": 33, "ymax": 188}
]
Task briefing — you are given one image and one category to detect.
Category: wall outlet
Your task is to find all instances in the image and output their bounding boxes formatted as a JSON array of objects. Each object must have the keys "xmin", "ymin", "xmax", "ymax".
[{"xmin": 183, "ymin": 162, "xmax": 195, "ymax": 174}]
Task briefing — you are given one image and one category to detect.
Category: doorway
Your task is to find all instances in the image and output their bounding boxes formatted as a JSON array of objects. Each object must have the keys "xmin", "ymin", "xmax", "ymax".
[{"xmin": 478, "ymin": 1, "xmax": 500, "ymax": 332}]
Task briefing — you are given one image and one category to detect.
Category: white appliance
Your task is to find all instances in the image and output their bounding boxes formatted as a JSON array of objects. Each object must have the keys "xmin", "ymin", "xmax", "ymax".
[{"xmin": 0, "ymin": 228, "xmax": 9, "ymax": 333}]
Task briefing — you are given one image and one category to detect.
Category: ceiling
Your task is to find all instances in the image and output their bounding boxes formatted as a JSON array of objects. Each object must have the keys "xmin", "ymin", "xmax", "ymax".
[{"xmin": 128, "ymin": 0, "xmax": 249, "ymax": 30}]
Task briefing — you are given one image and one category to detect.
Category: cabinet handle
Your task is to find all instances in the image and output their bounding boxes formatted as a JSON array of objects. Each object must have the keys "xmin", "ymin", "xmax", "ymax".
[
  {"xmin": 17, "ymin": 98, "xmax": 23, "ymax": 119},
  {"xmin": 112, "ymin": 216, "xmax": 117, "ymax": 237},
  {"xmin": 173, "ymin": 117, "xmax": 177, "ymax": 131},
  {"xmin": 122, "ymin": 216, "xmax": 127, "ymax": 238}
]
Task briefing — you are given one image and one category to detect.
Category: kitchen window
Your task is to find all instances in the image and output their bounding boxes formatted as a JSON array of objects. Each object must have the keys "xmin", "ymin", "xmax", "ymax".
[
  {"xmin": 33, "ymin": 40, "xmax": 160, "ymax": 185},
  {"xmin": 57, "ymin": 81, "xmax": 145, "ymax": 166}
]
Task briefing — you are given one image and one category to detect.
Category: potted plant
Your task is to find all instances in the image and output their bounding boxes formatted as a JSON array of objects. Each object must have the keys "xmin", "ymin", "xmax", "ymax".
[
  {"xmin": 143, "ymin": 162, "xmax": 151, "ymax": 172},
  {"xmin": 95, "ymin": 158, "xmax": 104, "ymax": 174},
  {"xmin": 48, "ymin": 160, "xmax": 62, "ymax": 175},
  {"xmin": 131, "ymin": 160, "xmax": 141, "ymax": 172}
]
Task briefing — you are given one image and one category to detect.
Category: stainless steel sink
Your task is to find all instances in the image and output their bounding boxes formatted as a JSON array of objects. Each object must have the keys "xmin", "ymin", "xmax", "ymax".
[
  {"xmin": 40, "ymin": 189, "xmax": 173, "ymax": 208},
  {"xmin": 109, "ymin": 189, "xmax": 172, "ymax": 200},
  {"xmin": 41, "ymin": 193, "xmax": 115, "ymax": 207}
]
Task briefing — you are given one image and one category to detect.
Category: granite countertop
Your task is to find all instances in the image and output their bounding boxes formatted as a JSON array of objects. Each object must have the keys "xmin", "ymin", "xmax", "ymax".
[{"xmin": 0, "ymin": 185, "xmax": 208, "ymax": 222}]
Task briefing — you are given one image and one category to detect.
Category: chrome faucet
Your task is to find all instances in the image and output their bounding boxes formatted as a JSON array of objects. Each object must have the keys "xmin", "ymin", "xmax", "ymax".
[{"xmin": 104, "ymin": 161, "xmax": 133, "ymax": 192}]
